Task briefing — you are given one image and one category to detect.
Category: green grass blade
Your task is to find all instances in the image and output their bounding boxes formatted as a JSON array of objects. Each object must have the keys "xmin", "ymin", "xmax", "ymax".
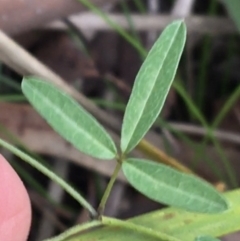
[
  {"xmin": 0, "ymin": 137, "xmax": 97, "ymax": 217},
  {"xmin": 21, "ymin": 77, "xmax": 117, "ymax": 160},
  {"xmin": 122, "ymin": 158, "xmax": 228, "ymax": 213},
  {"xmin": 121, "ymin": 21, "xmax": 186, "ymax": 154}
]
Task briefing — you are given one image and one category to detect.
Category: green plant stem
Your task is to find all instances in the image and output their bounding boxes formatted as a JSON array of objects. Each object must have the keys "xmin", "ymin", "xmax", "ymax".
[
  {"xmin": 102, "ymin": 216, "xmax": 181, "ymax": 241},
  {"xmin": 0, "ymin": 138, "xmax": 97, "ymax": 218},
  {"xmin": 43, "ymin": 220, "xmax": 102, "ymax": 241},
  {"xmin": 97, "ymin": 160, "xmax": 122, "ymax": 218}
]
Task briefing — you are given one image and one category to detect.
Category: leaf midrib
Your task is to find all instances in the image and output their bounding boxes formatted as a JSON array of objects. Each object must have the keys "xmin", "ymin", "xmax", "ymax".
[{"xmin": 125, "ymin": 23, "xmax": 182, "ymax": 152}]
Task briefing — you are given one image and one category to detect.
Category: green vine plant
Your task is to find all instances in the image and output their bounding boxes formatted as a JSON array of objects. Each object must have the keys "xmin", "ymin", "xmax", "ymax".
[{"xmin": 0, "ymin": 21, "xmax": 230, "ymax": 241}]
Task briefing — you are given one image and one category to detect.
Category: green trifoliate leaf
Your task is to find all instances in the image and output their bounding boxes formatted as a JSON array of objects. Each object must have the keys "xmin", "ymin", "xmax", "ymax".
[
  {"xmin": 22, "ymin": 77, "xmax": 117, "ymax": 160},
  {"xmin": 123, "ymin": 158, "xmax": 228, "ymax": 213},
  {"xmin": 121, "ymin": 20, "xmax": 186, "ymax": 154}
]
